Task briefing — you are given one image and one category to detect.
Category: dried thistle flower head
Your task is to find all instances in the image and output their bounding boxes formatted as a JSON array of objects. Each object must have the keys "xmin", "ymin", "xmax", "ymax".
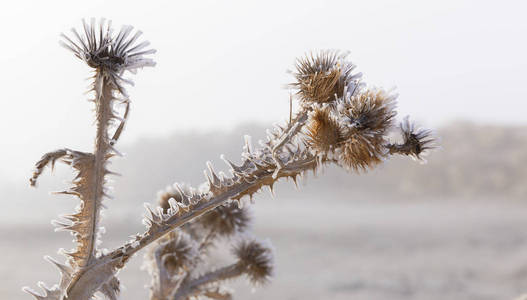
[
  {"xmin": 306, "ymin": 107, "xmax": 344, "ymax": 154},
  {"xmin": 292, "ymin": 50, "xmax": 361, "ymax": 104},
  {"xmin": 340, "ymin": 89, "xmax": 397, "ymax": 133},
  {"xmin": 339, "ymin": 135, "xmax": 386, "ymax": 171},
  {"xmin": 233, "ymin": 238, "xmax": 274, "ymax": 286},
  {"xmin": 60, "ymin": 18, "xmax": 155, "ymax": 95},
  {"xmin": 337, "ymin": 88, "xmax": 397, "ymax": 171},
  {"xmin": 200, "ymin": 202, "xmax": 251, "ymax": 236},
  {"xmin": 158, "ymin": 231, "xmax": 198, "ymax": 274},
  {"xmin": 388, "ymin": 116, "xmax": 436, "ymax": 160}
]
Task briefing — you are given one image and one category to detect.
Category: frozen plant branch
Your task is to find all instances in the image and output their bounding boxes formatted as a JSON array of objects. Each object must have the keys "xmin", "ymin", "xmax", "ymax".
[
  {"xmin": 149, "ymin": 236, "xmax": 273, "ymax": 300},
  {"xmin": 24, "ymin": 20, "xmax": 436, "ymax": 300}
]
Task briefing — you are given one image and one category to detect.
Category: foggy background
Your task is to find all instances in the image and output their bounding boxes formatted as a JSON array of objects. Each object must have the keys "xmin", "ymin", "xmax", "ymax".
[{"xmin": 1, "ymin": 1, "xmax": 527, "ymax": 299}]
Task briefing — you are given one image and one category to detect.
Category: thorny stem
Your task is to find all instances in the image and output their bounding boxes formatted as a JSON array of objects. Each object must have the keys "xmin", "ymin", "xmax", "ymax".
[
  {"xmin": 271, "ymin": 109, "xmax": 309, "ymax": 178},
  {"xmin": 63, "ymin": 137, "xmax": 419, "ymax": 299},
  {"xmin": 59, "ymin": 137, "xmax": 317, "ymax": 300},
  {"xmin": 104, "ymin": 155, "xmax": 317, "ymax": 263},
  {"xmin": 65, "ymin": 74, "xmax": 115, "ymax": 297},
  {"xmin": 25, "ymin": 20, "xmax": 161, "ymax": 300},
  {"xmin": 172, "ymin": 264, "xmax": 242, "ymax": 300},
  {"xmin": 91, "ymin": 75, "xmax": 113, "ymax": 262}
]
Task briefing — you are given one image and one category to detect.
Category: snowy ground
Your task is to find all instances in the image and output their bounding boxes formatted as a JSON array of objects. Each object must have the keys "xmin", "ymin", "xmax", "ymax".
[{"xmin": 3, "ymin": 198, "xmax": 527, "ymax": 300}]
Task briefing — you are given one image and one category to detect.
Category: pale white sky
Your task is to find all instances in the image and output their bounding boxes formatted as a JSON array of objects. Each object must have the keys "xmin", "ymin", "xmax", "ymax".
[{"xmin": 0, "ymin": 0, "xmax": 526, "ymax": 180}]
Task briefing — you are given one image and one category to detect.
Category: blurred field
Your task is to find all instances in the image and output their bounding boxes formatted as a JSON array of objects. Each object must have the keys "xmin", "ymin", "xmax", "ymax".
[
  {"xmin": 3, "ymin": 199, "xmax": 527, "ymax": 300},
  {"xmin": 2, "ymin": 122, "xmax": 527, "ymax": 299}
]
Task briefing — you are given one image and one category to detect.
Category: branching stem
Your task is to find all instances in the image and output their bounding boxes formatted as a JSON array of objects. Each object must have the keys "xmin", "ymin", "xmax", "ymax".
[
  {"xmin": 271, "ymin": 109, "xmax": 309, "ymax": 178},
  {"xmin": 107, "ymin": 155, "xmax": 316, "ymax": 262},
  {"xmin": 172, "ymin": 264, "xmax": 242, "ymax": 300}
]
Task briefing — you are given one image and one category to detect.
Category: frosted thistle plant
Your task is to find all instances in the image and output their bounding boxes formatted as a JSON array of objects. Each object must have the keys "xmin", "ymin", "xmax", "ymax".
[
  {"xmin": 24, "ymin": 20, "xmax": 436, "ymax": 300},
  {"xmin": 26, "ymin": 18, "xmax": 155, "ymax": 300}
]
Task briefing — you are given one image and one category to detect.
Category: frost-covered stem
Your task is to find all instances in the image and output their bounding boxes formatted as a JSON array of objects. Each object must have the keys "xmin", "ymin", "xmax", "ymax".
[
  {"xmin": 63, "ymin": 156, "xmax": 317, "ymax": 299},
  {"xmin": 150, "ymin": 244, "xmax": 182, "ymax": 300},
  {"xmin": 104, "ymin": 155, "xmax": 316, "ymax": 263},
  {"xmin": 90, "ymin": 74, "xmax": 113, "ymax": 261},
  {"xmin": 271, "ymin": 110, "xmax": 309, "ymax": 178},
  {"xmin": 172, "ymin": 264, "xmax": 242, "ymax": 300},
  {"xmin": 65, "ymin": 73, "xmax": 114, "ymax": 298}
]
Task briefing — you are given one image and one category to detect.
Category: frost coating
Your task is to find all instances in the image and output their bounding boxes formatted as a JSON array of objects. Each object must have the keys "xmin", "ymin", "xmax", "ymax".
[{"xmin": 25, "ymin": 24, "xmax": 436, "ymax": 300}]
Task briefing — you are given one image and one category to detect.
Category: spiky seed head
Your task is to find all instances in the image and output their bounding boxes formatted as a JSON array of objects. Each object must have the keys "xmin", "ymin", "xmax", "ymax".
[
  {"xmin": 200, "ymin": 202, "xmax": 251, "ymax": 236},
  {"xmin": 299, "ymin": 68, "xmax": 341, "ymax": 104},
  {"xmin": 292, "ymin": 51, "xmax": 340, "ymax": 104},
  {"xmin": 337, "ymin": 89, "xmax": 397, "ymax": 171},
  {"xmin": 341, "ymin": 89, "xmax": 397, "ymax": 133},
  {"xmin": 295, "ymin": 50, "xmax": 340, "ymax": 77},
  {"xmin": 291, "ymin": 50, "xmax": 361, "ymax": 104},
  {"xmin": 233, "ymin": 238, "xmax": 274, "ymax": 286},
  {"xmin": 60, "ymin": 18, "xmax": 155, "ymax": 95},
  {"xmin": 306, "ymin": 107, "xmax": 344, "ymax": 154},
  {"xmin": 158, "ymin": 231, "xmax": 198, "ymax": 274},
  {"xmin": 388, "ymin": 116, "xmax": 436, "ymax": 160},
  {"xmin": 339, "ymin": 135, "xmax": 386, "ymax": 171},
  {"xmin": 61, "ymin": 18, "xmax": 156, "ymax": 71}
]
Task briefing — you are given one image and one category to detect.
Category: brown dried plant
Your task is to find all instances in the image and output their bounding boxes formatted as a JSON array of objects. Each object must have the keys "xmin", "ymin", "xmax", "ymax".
[
  {"xmin": 24, "ymin": 19, "xmax": 436, "ymax": 300},
  {"xmin": 306, "ymin": 107, "xmax": 343, "ymax": 154}
]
